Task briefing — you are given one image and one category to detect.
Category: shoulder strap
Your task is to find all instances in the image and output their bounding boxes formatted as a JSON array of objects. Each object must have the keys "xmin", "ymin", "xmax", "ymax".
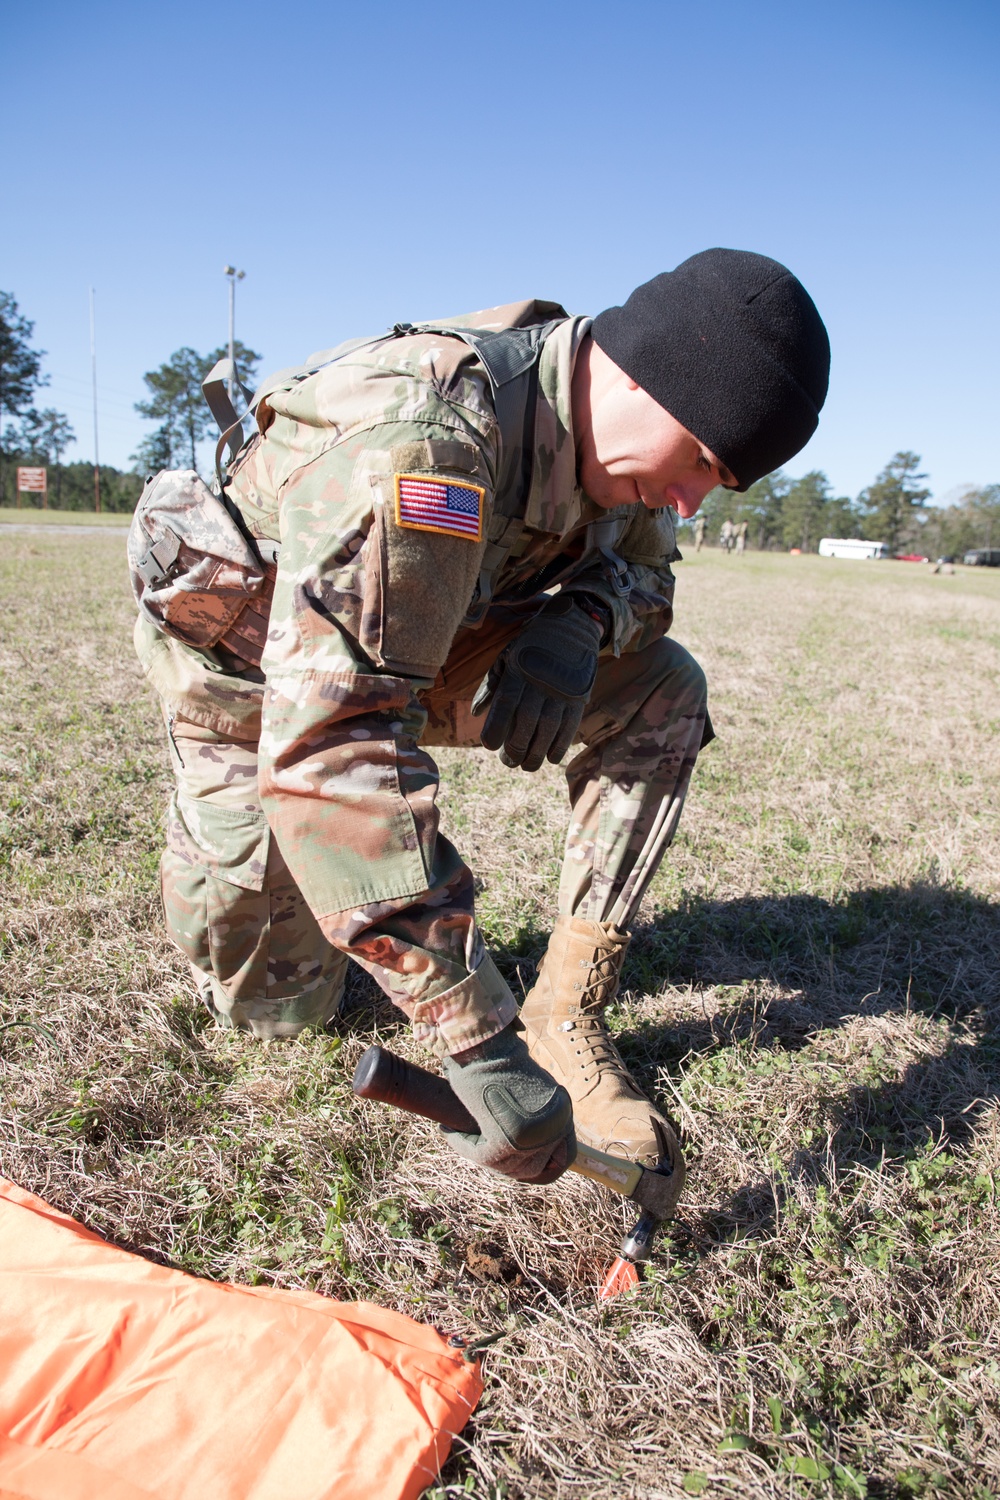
[{"xmin": 427, "ymin": 320, "xmax": 560, "ymax": 625}]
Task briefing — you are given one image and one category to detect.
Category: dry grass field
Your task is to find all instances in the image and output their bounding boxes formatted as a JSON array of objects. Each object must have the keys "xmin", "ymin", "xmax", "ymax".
[
  {"xmin": 0, "ymin": 505, "xmax": 131, "ymax": 529},
  {"xmin": 1, "ymin": 532, "xmax": 998, "ymax": 1499}
]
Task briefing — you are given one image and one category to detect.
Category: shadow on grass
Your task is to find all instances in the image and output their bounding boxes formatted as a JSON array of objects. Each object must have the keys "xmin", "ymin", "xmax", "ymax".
[
  {"xmin": 621, "ymin": 883, "xmax": 999, "ymax": 1244},
  {"xmin": 632, "ymin": 881, "xmax": 998, "ymax": 1028},
  {"xmin": 696, "ymin": 1026, "xmax": 1000, "ymax": 1250}
]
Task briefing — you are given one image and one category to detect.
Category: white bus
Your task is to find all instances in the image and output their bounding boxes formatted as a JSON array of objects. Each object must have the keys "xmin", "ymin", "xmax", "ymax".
[{"xmin": 818, "ymin": 538, "xmax": 890, "ymax": 560}]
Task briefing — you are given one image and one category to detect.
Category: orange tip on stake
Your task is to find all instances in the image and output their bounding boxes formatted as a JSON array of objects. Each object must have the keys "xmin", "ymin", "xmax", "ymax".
[{"xmin": 598, "ymin": 1256, "xmax": 642, "ymax": 1300}]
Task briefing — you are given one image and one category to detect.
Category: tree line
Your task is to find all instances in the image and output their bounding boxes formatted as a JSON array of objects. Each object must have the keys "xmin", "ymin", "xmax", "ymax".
[{"xmin": 684, "ymin": 455, "xmax": 998, "ymax": 559}]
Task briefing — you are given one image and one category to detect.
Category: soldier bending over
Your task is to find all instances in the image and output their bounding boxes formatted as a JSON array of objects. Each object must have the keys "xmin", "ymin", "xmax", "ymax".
[{"xmin": 131, "ymin": 249, "xmax": 829, "ymax": 1190}]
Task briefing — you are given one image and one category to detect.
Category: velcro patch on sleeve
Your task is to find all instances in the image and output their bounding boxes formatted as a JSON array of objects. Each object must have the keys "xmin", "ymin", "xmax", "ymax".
[{"xmin": 394, "ymin": 475, "xmax": 484, "ymax": 542}]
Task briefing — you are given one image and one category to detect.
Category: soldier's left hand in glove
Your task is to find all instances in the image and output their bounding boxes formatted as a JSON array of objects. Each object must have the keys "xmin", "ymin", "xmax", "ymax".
[
  {"xmin": 471, "ymin": 593, "xmax": 607, "ymax": 772},
  {"xmin": 442, "ymin": 1024, "xmax": 577, "ymax": 1184}
]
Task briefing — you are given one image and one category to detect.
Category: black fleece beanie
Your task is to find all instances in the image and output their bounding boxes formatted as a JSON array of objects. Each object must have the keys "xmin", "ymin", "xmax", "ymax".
[{"xmin": 591, "ymin": 249, "xmax": 830, "ymax": 490}]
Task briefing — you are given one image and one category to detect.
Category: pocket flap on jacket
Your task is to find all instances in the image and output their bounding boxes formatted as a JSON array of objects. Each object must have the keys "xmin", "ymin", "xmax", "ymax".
[{"xmin": 128, "ymin": 468, "xmax": 266, "ymax": 649}]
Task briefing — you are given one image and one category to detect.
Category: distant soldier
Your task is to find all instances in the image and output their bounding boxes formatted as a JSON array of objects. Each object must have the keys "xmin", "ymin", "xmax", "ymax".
[
  {"xmin": 735, "ymin": 519, "xmax": 749, "ymax": 554},
  {"xmin": 130, "ymin": 249, "xmax": 829, "ymax": 1188},
  {"xmin": 720, "ymin": 517, "xmax": 735, "ymax": 552},
  {"xmin": 693, "ymin": 514, "xmax": 706, "ymax": 552}
]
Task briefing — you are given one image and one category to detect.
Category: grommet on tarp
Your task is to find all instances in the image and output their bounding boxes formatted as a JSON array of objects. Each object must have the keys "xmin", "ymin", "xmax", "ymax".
[{"xmin": 449, "ymin": 1322, "xmax": 517, "ymax": 1362}]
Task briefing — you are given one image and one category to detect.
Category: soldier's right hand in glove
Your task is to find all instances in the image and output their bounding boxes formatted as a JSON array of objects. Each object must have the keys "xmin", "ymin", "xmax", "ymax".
[
  {"xmin": 442, "ymin": 1024, "xmax": 577, "ymax": 1184},
  {"xmin": 471, "ymin": 593, "xmax": 604, "ymax": 772}
]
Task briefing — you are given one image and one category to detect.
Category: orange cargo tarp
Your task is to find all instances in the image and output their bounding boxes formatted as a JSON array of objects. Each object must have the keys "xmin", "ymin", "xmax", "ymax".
[{"xmin": 0, "ymin": 1178, "xmax": 483, "ymax": 1500}]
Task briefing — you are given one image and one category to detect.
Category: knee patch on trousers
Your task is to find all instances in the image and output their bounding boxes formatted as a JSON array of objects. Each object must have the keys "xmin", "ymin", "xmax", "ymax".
[{"xmin": 161, "ymin": 794, "xmax": 347, "ymax": 1039}]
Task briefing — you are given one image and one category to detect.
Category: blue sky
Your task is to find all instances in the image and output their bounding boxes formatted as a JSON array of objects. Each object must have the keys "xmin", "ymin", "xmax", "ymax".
[{"xmin": 2, "ymin": 0, "xmax": 997, "ymax": 499}]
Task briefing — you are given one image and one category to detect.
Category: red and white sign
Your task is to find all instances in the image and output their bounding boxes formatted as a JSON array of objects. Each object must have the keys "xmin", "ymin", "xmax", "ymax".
[{"xmin": 17, "ymin": 467, "xmax": 47, "ymax": 493}]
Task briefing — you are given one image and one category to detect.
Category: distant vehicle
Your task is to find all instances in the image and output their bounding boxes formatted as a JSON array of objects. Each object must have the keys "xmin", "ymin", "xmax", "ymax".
[
  {"xmin": 818, "ymin": 538, "xmax": 889, "ymax": 560},
  {"xmin": 963, "ymin": 548, "xmax": 1000, "ymax": 567},
  {"xmin": 896, "ymin": 553, "xmax": 929, "ymax": 563}
]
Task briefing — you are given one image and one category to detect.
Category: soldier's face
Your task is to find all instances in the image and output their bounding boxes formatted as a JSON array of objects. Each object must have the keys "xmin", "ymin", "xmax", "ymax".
[{"xmin": 574, "ymin": 341, "xmax": 737, "ymax": 516}]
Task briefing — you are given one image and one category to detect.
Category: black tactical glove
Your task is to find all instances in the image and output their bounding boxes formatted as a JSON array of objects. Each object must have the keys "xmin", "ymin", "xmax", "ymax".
[
  {"xmin": 441, "ymin": 1024, "xmax": 577, "ymax": 1184},
  {"xmin": 471, "ymin": 594, "xmax": 605, "ymax": 772}
]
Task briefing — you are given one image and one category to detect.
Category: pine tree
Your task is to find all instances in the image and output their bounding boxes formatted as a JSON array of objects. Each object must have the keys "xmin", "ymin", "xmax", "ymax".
[
  {"xmin": 741, "ymin": 472, "xmax": 790, "ymax": 549},
  {"xmin": 858, "ymin": 452, "xmax": 931, "ymax": 553},
  {"xmin": 781, "ymin": 471, "xmax": 831, "ymax": 551}
]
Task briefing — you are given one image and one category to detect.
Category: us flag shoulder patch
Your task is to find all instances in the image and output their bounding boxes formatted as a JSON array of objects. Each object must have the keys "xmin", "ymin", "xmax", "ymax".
[{"xmin": 394, "ymin": 474, "xmax": 484, "ymax": 542}]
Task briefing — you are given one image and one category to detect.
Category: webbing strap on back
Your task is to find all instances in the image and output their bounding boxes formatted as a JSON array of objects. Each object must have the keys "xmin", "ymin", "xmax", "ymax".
[
  {"xmin": 426, "ymin": 320, "xmax": 560, "ymax": 624},
  {"xmin": 203, "ymin": 358, "xmax": 256, "ymax": 488}
]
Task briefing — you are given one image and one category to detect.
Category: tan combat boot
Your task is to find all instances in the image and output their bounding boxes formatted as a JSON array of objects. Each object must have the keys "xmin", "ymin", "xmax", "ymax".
[{"xmin": 519, "ymin": 916, "xmax": 685, "ymax": 1177}]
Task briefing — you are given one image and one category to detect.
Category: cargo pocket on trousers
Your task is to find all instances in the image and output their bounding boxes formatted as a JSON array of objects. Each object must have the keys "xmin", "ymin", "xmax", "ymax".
[{"xmin": 163, "ymin": 794, "xmax": 272, "ymax": 998}]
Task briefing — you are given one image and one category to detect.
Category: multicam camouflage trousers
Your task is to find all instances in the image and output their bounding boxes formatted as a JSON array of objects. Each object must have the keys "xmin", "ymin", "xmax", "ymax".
[
  {"xmin": 159, "ymin": 705, "xmax": 350, "ymax": 1037},
  {"xmin": 138, "ymin": 609, "xmax": 709, "ymax": 1042}
]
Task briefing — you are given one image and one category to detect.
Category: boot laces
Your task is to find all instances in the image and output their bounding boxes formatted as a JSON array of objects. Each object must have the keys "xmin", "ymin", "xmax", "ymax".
[
  {"xmin": 570, "ymin": 948, "xmax": 634, "ymax": 1083},
  {"xmin": 576, "ymin": 943, "xmax": 621, "ymax": 1010}
]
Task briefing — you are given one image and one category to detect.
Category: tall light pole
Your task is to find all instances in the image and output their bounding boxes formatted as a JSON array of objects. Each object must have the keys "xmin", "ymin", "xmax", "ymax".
[
  {"xmin": 90, "ymin": 287, "xmax": 101, "ymax": 513},
  {"xmin": 223, "ymin": 265, "xmax": 245, "ymax": 402}
]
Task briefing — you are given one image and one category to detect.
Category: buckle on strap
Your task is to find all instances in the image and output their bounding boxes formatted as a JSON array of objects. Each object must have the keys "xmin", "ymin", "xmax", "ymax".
[
  {"xmin": 203, "ymin": 358, "xmax": 254, "ymax": 483},
  {"xmin": 584, "ymin": 514, "xmax": 632, "ymax": 599},
  {"xmin": 463, "ymin": 579, "xmax": 491, "ymax": 628},
  {"xmin": 135, "ymin": 526, "xmax": 182, "ymax": 586},
  {"xmin": 598, "ymin": 546, "xmax": 632, "ymax": 598}
]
